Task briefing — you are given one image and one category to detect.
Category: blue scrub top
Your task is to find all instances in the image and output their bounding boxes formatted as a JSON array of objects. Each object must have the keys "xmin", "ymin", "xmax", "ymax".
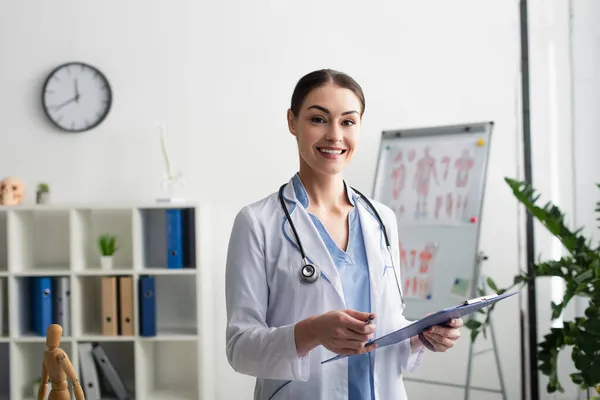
[{"xmin": 292, "ymin": 174, "xmax": 374, "ymax": 400}]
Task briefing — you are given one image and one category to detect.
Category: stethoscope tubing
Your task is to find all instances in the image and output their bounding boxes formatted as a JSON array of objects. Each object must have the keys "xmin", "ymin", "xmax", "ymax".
[{"xmin": 278, "ymin": 183, "xmax": 406, "ymax": 308}]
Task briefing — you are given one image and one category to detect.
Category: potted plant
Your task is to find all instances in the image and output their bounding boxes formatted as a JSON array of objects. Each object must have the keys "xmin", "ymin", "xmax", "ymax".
[
  {"xmin": 36, "ymin": 183, "xmax": 50, "ymax": 204},
  {"xmin": 98, "ymin": 234, "xmax": 118, "ymax": 270},
  {"xmin": 467, "ymin": 178, "xmax": 600, "ymax": 398}
]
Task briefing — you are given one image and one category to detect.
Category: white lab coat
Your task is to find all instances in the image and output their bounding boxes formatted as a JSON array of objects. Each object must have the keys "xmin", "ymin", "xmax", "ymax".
[{"xmin": 225, "ymin": 176, "xmax": 424, "ymax": 400}]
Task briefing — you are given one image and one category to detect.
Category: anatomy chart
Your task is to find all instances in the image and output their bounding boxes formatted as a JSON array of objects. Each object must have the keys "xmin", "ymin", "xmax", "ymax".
[
  {"xmin": 399, "ymin": 239, "xmax": 440, "ymax": 300},
  {"xmin": 382, "ymin": 139, "xmax": 482, "ymax": 225}
]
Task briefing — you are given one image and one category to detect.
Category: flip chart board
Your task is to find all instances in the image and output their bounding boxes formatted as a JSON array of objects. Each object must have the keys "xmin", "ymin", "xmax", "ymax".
[{"xmin": 372, "ymin": 122, "xmax": 493, "ymax": 320}]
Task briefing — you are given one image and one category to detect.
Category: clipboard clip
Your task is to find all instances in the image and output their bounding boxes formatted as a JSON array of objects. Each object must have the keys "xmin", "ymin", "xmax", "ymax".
[{"xmin": 460, "ymin": 293, "xmax": 498, "ymax": 306}]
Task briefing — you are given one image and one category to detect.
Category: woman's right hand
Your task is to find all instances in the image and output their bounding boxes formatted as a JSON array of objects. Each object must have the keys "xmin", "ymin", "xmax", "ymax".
[{"xmin": 296, "ymin": 310, "xmax": 377, "ymax": 356}]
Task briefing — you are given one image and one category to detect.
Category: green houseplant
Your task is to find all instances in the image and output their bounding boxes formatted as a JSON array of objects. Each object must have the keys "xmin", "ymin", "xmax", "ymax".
[
  {"xmin": 467, "ymin": 178, "xmax": 600, "ymax": 398},
  {"xmin": 36, "ymin": 183, "xmax": 50, "ymax": 205},
  {"xmin": 98, "ymin": 234, "xmax": 118, "ymax": 270}
]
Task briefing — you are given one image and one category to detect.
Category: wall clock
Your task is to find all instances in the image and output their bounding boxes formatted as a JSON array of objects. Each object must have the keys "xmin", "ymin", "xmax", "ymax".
[{"xmin": 42, "ymin": 61, "xmax": 112, "ymax": 133}]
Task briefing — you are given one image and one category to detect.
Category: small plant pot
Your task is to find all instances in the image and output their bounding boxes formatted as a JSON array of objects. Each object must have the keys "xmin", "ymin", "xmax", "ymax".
[
  {"xmin": 36, "ymin": 192, "xmax": 50, "ymax": 205},
  {"xmin": 100, "ymin": 256, "xmax": 113, "ymax": 271}
]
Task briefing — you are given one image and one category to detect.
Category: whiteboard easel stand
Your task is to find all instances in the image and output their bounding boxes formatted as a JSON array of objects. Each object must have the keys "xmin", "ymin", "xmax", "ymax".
[
  {"xmin": 464, "ymin": 251, "xmax": 507, "ymax": 400},
  {"xmin": 403, "ymin": 251, "xmax": 507, "ymax": 398}
]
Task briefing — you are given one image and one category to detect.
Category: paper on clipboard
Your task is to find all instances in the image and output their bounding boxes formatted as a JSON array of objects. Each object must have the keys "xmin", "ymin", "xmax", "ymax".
[{"xmin": 321, "ymin": 291, "xmax": 518, "ymax": 364}]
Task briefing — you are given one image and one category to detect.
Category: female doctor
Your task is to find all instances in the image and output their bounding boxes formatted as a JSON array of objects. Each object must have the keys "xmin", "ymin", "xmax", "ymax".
[{"xmin": 225, "ymin": 69, "xmax": 463, "ymax": 400}]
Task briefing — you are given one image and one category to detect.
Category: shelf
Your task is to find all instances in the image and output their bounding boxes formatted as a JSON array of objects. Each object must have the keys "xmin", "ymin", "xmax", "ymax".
[
  {"xmin": 136, "ymin": 340, "xmax": 198, "ymax": 399},
  {"xmin": 138, "ymin": 207, "xmax": 196, "ymax": 270},
  {"xmin": 71, "ymin": 209, "xmax": 134, "ymax": 272},
  {"xmin": 12, "ymin": 341, "xmax": 73, "ymax": 400},
  {"xmin": 8, "ymin": 210, "xmax": 70, "ymax": 272},
  {"xmin": 75, "ymin": 275, "xmax": 135, "ymax": 338},
  {"xmin": 77, "ymin": 340, "xmax": 135, "ymax": 399},
  {"xmin": 14, "ymin": 276, "xmax": 72, "ymax": 338},
  {"xmin": 1, "ymin": 204, "xmax": 201, "ymax": 399},
  {"xmin": 138, "ymin": 275, "xmax": 197, "ymax": 336},
  {"xmin": 138, "ymin": 268, "xmax": 196, "ymax": 276}
]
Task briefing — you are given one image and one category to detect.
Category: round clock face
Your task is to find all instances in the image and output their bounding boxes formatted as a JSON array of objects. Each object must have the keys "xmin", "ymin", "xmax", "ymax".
[{"xmin": 42, "ymin": 62, "xmax": 112, "ymax": 133}]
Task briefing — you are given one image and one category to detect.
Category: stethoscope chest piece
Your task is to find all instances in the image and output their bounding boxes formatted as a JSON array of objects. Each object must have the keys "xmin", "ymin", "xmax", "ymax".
[{"xmin": 299, "ymin": 261, "xmax": 319, "ymax": 284}]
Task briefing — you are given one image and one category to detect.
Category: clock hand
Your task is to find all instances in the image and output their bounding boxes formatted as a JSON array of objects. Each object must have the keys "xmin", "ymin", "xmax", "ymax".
[
  {"xmin": 74, "ymin": 79, "xmax": 80, "ymax": 101},
  {"xmin": 53, "ymin": 96, "xmax": 77, "ymax": 111}
]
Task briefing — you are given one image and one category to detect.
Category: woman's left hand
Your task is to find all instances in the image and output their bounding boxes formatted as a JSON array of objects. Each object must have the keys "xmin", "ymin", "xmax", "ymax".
[{"xmin": 418, "ymin": 318, "xmax": 463, "ymax": 352}]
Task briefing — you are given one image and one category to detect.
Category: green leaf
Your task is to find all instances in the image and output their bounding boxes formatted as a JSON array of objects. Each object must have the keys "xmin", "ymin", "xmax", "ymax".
[
  {"xmin": 471, "ymin": 179, "xmax": 600, "ymax": 393},
  {"xmin": 486, "ymin": 277, "xmax": 499, "ymax": 292},
  {"xmin": 465, "ymin": 319, "xmax": 482, "ymax": 329}
]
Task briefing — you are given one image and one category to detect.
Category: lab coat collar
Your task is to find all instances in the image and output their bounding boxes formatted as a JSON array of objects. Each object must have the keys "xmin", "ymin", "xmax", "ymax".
[
  {"xmin": 281, "ymin": 176, "xmax": 346, "ymax": 305},
  {"xmin": 291, "ymin": 173, "xmax": 357, "ymax": 209},
  {"xmin": 355, "ymin": 196, "xmax": 388, "ymax": 317}
]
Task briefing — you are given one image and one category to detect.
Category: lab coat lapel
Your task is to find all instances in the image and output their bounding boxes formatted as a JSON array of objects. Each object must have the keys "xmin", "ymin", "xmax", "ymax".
[
  {"xmin": 281, "ymin": 180, "xmax": 346, "ymax": 305},
  {"xmin": 356, "ymin": 199, "xmax": 386, "ymax": 314}
]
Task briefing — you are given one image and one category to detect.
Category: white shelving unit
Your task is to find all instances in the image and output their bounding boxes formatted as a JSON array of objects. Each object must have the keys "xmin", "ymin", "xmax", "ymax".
[{"xmin": 0, "ymin": 203, "xmax": 203, "ymax": 400}]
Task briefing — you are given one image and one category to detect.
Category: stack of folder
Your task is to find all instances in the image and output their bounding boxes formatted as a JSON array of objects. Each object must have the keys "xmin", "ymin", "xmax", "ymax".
[
  {"xmin": 101, "ymin": 276, "xmax": 134, "ymax": 336},
  {"xmin": 164, "ymin": 208, "xmax": 195, "ymax": 269},
  {"xmin": 79, "ymin": 342, "xmax": 131, "ymax": 400},
  {"xmin": 30, "ymin": 277, "xmax": 71, "ymax": 336},
  {"xmin": 138, "ymin": 275, "xmax": 156, "ymax": 336}
]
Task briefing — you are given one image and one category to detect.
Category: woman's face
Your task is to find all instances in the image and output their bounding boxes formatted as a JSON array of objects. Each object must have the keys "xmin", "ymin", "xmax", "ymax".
[{"xmin": 288, "ymin": 83, "xmax": 363, "ymax": 177}]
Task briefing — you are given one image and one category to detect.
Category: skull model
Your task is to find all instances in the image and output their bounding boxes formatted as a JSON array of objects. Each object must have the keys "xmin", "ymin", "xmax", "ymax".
[{"xmin": 0, "ymin": 177, "xmax": 25, "ymax": 205}]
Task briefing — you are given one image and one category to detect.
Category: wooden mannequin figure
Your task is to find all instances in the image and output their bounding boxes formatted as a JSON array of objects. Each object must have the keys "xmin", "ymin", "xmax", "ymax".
[{"xmin": 38, "ymin": 324, "xmax": 85, "ymax": 400}]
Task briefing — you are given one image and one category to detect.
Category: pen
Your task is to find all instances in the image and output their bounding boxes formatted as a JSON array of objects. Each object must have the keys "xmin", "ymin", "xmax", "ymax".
[{"xmin": 366, "ymin": 315, "xmax": 374, "ymax": 325}]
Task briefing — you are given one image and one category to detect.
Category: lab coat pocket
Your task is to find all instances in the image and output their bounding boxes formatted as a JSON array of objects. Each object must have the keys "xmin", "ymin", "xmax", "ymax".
[
  {"xmin": 291, "ymin": 257, "xmax": 326, "ymax": 319},
  {"xmin": 265, "ymin": 380, "xmax": 291, "ymax": 400},
  {"xmin": 382, "ymin": 264, "xmax": 404, "ymax": 308}
]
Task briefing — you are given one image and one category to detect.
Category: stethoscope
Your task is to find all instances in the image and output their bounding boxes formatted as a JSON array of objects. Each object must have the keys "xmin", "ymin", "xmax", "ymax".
[{"xmin": 278, "ymin": 183, "xmax": 405, "ymax": 309}]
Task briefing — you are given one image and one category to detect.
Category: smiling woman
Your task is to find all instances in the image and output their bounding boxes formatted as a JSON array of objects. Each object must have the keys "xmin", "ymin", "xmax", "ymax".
[
  {"xmin": 224, "ymin": 69, "xmax": 464, "ymax": 400},
  {"xmin": 287, "ymin": 70, "xmax": 365, "ymax": 181}
]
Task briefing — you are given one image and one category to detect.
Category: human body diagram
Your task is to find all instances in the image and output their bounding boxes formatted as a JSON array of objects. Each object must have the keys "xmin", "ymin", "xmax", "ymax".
[
  {"xmin": 412, "ymin": 147, "xmax": 438, "ymax": 218},
  {"xmin": 399, "ymin": 240, "xmax": 439, "ymax": 299},
  {"xmin": 390, "ymin": 151, "xmax": 406, "ymax": 215},
  {"xmin": 387, "ymin": 144, "xmax": 478, "ymax": 223}
]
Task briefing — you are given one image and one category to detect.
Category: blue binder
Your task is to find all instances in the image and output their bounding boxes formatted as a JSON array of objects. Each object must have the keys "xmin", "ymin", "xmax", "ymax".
[
  {"xmin": 138, "ymin": 276, "xmax": 156, "ymax": 336},
  {"xmin": 322, "ymin": 291, "xmax": 518, "ymax": 364},
  {"xmin": 31, "ymin": 277, "xmax": 53, "ymax": 336},
  {"xmin": 166, "ymin": 209, "xmax": 183, "ymax": 269}
]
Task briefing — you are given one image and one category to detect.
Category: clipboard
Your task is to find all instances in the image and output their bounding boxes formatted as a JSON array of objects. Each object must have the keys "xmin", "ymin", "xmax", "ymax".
[{"xmin": 322, "ymin": 291, "xmax": 517, "ymax": 364}]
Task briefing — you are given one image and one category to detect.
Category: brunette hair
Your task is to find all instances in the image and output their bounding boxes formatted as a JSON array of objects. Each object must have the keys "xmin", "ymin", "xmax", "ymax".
[{"xmin": 289, "ymin": 69, "xmax": 366, "ymax": 118}]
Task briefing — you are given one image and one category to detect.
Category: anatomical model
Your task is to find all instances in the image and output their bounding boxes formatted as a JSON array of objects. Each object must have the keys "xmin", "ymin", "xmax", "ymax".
[
  {"xmin": 0, "ymin": 176, "xmax": 25, "ymax": 205},
  {"xmin": 38, "ymin": 324, "xmax": 85, "ymax": 400},
  {"xmin": 413, "ymin": 147, "xmax": 438, "ymax": 217}
]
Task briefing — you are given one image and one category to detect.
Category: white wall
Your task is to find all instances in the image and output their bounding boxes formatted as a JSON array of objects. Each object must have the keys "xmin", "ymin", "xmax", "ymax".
[
  {"xmin": 527, "ymin": 0, "xmax": 600, "ymax": 398},
  {"xmin": 570, "ymin": 1, "xmax": 600, "ymax": 397},
  {"xmin": 527, "ymin": 0, "xmax": 577, "ymax": 398},
  {"xmin": 0, "ymin": 1, "xmax": 559, "ymax": 399}
]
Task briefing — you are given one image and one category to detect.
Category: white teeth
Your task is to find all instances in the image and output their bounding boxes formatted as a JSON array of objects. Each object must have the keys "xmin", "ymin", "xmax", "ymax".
[{"xmin": 319, "ymin": 148, "xmax": 343, "ymax": 155}]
